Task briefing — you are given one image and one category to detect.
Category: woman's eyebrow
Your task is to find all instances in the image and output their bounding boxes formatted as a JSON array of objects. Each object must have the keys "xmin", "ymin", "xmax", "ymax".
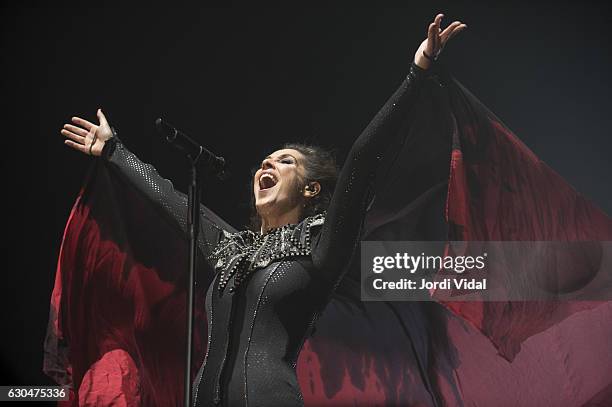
[{"xmin": 264, "ymin": 153, "xmax": 297, "ymax": 162}]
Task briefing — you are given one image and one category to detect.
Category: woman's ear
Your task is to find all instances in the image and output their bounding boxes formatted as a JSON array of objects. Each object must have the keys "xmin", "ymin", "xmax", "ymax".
[{"xmin": 303, "ymin": 181, "xmax": 321, "ymax": 198}]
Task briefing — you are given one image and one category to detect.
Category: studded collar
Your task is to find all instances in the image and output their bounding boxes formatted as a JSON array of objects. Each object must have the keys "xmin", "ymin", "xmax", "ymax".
[{"xmin": 209, "ymin": 213, "xmax": 325, "ymax": 294}]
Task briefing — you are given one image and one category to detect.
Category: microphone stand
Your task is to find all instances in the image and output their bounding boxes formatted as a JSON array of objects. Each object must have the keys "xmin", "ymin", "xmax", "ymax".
[
  {"xmin": 185, "ymin": 150, "xmax": 200, "ymax": 407},
  {"xmin": 155, "ymin": 119, "xmax": 225, "ymax": 407}
]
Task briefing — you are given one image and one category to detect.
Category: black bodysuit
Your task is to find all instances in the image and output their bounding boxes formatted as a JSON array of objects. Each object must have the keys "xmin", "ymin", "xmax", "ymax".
[{"xmin": 101, "ymin": 62, "xmax": 428, "ymax": 406}]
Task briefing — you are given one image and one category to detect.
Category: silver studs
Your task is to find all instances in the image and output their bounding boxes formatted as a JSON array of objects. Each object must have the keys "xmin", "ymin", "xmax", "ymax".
[{"xmin": 213, "ymin": 213, "xmax": 324, "ymax": 295}]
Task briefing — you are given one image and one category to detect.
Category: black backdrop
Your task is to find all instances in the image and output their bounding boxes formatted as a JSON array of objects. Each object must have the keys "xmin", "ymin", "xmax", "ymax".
[{"xmin": 2, "ymin": 3, "xmax": 611, "ymax": 395}]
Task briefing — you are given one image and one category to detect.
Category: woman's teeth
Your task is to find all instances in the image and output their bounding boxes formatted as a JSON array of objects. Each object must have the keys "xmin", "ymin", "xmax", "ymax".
[{"xmin": 259, "ymin": 173, "xmax": 277, "ymax": 190}]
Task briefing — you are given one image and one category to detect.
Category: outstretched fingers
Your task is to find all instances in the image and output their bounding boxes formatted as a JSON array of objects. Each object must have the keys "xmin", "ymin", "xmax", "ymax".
[
  {"xmin": 64, "ymin": 139, "xmax": 90, "ymax": 154},
  {"xmin": 71, "ymin": 116, "xmax": 96, "ymax": 130},
  {"xmin": 441, "ymin": 21, "xmax": 467, "ymax": 45},
  {"xmin": 433, "ymin": 14, "xmax": 443, "ymax": 48},
  {"xmin": 440, "ymin": 21, "xmax": 461, "ymax": 39},
  {"xmin": 63, "ymin": 124, "xmax": 88, "ymax": 137},
  {"xmin": 61, "ymin": 128, "xmax": 85, "ymax": 144},
  {"xmin": 433, "ymin": 13, "xmax": 444, "ymax": 27},
  {"xmin": 61, "ymin": 120, "xmax": 92, "ymax": 154},
  {"xmin": 427, "ymin": 22, "xmax": 439, "ymax": 55}
]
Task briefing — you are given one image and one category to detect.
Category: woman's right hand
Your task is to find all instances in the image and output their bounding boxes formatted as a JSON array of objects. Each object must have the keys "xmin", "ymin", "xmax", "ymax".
[{"xmin": 61, "ymin": 109, "xmax": 114, "ymax": 157}]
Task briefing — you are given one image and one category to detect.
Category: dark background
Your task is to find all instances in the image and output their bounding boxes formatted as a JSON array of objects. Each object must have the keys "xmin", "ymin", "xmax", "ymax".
[{"xmin": 1, "ymin": 2, "xmax": 610, "ymax": 394}]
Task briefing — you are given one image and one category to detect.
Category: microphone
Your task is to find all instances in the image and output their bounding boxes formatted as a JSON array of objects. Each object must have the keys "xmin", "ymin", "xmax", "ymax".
[{"xmin": 155, "ymin": 118, "xmax": 226, "ymax": 176}]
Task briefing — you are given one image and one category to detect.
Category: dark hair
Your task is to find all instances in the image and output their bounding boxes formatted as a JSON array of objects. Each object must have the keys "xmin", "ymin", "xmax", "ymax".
[{"xmin": 249, "ymin": 143, "xmax": 338, "ymax": 231}]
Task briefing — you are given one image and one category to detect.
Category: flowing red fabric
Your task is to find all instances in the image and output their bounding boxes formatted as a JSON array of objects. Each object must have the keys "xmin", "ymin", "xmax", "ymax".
[
  {"xmin": 45, "ymin": 70, "xmax": 612, "ymax": 406},
  {"xmin": 437, "ymin": 76, "xmax": 612, "ymax": 405},
  {"xmin": 443, "ymin": 79, "xmax": 612, "ymax": 360},
  {"xmin": 45, "ymin": 165, "xmax": 209, "ymax": 406}
]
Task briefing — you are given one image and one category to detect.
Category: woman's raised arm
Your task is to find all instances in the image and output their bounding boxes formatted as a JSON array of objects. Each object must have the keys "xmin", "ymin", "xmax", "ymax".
[
  {"xmin": 61, "ymin": 109, "xmax": 235, "ymax": 262},
  {"xmin": 312, "ymin": 13, "xmax": 466, "ymax": 286}
]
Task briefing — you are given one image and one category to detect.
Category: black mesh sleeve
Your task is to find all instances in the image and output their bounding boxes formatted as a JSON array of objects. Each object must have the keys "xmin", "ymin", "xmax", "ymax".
[
  {"xmin": 101, "ymin": 136, "xmax": 236, "ymax": 263},
  {"xmin": 312, "ymin": 62, "xmax": 429, "ymax": 286}
]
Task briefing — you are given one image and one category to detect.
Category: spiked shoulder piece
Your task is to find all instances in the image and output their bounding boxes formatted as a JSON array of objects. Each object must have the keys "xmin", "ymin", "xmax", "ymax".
[{"xmin": 209, "ymin": 213, "xmax": 325, "ymax": 293}]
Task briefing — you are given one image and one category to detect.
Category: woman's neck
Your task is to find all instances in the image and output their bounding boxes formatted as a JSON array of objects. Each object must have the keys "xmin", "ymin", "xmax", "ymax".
[{"xmin": 259, "ymin": 206, "xmax": 302, "ymax": 235}]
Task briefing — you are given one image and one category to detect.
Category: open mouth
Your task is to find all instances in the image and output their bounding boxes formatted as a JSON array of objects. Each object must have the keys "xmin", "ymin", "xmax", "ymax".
[{"xmin": 259, "ymin": 173, "xmax": 278, "ymax": 190}]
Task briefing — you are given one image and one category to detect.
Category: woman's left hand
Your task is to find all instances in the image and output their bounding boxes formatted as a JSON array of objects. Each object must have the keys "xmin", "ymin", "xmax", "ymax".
[{"xmin": 414, "ymin": 13, "xmax": 467, "ymax": 70}]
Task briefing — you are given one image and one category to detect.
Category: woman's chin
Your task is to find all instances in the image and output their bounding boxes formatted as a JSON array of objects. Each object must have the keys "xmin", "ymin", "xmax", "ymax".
[{"xmin": 255, "ymin": 195, "xmax": 276, "ymax": 214}]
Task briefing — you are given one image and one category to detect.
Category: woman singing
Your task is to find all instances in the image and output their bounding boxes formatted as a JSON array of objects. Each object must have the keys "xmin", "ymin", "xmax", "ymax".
[{"xmin": 59, "ymin": 13, "xmax": 466, "ymax": 406}]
